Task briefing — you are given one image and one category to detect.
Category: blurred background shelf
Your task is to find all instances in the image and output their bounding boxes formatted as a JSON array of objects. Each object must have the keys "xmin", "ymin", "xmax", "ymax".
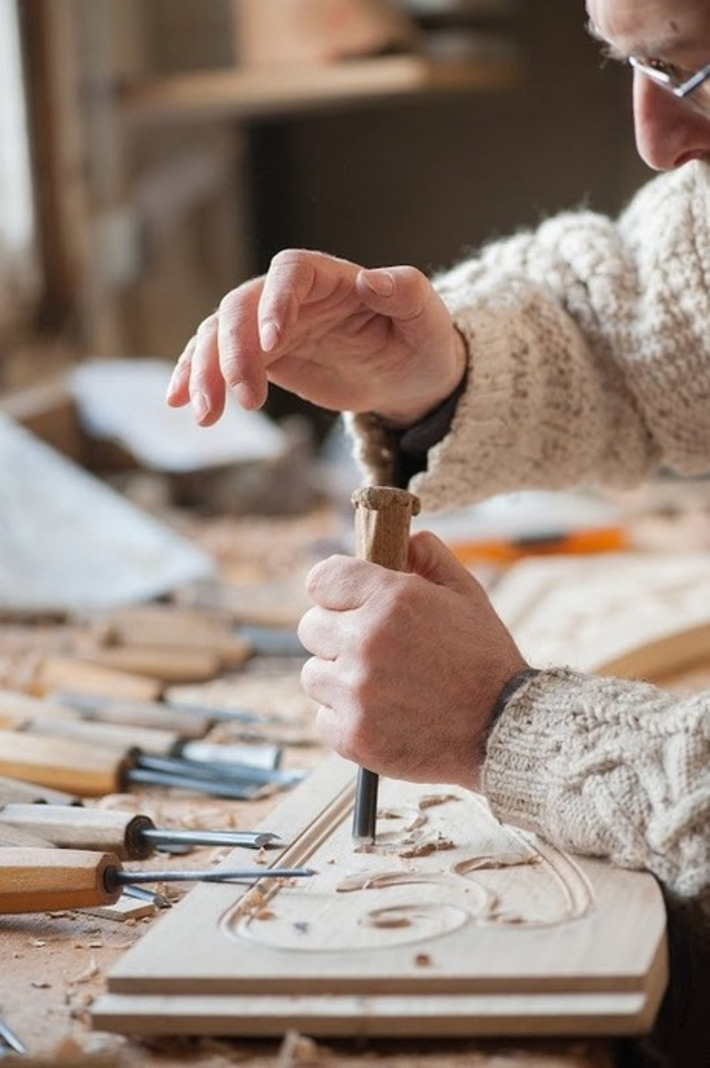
[{"xmin": 120, "ymin": 53, "xmax": 520, "ymax": 125}]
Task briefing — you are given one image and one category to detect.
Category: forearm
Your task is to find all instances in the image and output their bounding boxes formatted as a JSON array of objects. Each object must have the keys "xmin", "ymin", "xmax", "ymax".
[{"xmin": 482, "ymin": 667, "xmax": 710, "ymax": 900}]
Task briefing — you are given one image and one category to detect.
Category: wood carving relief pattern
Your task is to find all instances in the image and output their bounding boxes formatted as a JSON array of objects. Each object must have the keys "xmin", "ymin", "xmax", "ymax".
[{"xmin": 227, "ymin": 782, "xmax": 594, "ymax": 953}]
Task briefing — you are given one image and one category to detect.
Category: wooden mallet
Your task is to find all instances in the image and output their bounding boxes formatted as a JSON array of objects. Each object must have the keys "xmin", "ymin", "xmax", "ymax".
[{"xmin": 351, "ymin": 486, "xmax": 420, "ymax": 846}]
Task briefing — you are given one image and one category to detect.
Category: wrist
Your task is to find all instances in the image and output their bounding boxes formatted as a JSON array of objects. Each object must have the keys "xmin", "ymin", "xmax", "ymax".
[{"xmin": 374, "ymin": 327, "xmax": 468, "ymax": 428}]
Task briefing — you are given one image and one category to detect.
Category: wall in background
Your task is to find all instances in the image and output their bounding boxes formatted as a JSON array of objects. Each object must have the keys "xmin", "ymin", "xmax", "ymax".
[{"xmin": 248, "ymin": 2, "xmax": 649, "ymax": 275}]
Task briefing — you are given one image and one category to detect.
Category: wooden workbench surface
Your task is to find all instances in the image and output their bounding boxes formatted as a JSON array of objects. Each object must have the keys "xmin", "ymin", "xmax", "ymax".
[{"xmin": 3, "ymin": 491, "xmax": 709, "ymax": 1067}]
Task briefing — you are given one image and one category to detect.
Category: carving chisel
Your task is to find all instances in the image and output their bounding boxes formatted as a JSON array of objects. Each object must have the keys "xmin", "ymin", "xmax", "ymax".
[
  {"xmin": 0, "ymin": 804, "xmax": 280, "ymax": 859},
  {"xmin": 0, "ymin": 847, "xmax": 315, "ymax": 913},
  {"xmin": 0, "ymin": 692, "xmax": 284, "ymax": 769},
  {"xmin": 350, "ymin": 487, "xmax": 420, "ymax": 847},
  {"xmin": 52, "ymin": 690, "xmax": 287, "ymax": 727},
  {"xmin": 0, "ymin": 731, "xmax": 272, "ymax": 799}
]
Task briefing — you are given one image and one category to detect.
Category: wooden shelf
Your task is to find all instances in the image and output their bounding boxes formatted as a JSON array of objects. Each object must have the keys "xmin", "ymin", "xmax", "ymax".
[{"xmin": 119, "ymin": 54, "xmax": 521, "ymax": 126}]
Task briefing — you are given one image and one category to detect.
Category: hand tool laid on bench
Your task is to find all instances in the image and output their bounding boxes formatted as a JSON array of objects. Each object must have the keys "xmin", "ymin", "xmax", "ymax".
[
  {"xmin": 49, "ymin": 689, "xmax": 288, "ymax": 732},
  {"xmin": 0, "ymin": 803, "xmax": 280, "ymax": 858},
  {"xmin": 0, "ymin": 847, "xmax": 315, "ymax": 913},
  {"xmin": 0, "ymin": 688, "xmax": 286, "ymax": 771},
  {"xmin": 350, "ymin": 487, "xmax": 420, "ymax": 847},
  {"xmin": 0, "ymin": 731, "xmax": 299, "ymax": 799}
]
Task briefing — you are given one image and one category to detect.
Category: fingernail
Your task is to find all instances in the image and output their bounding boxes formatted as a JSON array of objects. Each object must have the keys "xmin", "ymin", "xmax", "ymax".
[
  {"xmin": 362, "ymin": 269, "xmax": 394, "ymax": 297},
  {"xmin": 260, "ymin": 319, "xmax": 280, "ymax": 352},
  {"xmin": 192, "ymin": 392, "xmax": 210, "ymax": 421}
]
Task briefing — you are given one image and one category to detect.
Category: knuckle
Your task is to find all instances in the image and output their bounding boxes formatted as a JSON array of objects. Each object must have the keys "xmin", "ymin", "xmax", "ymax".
[{"xmin": 196, "ymin": 312, "xmax": 217, "ymax": 336}]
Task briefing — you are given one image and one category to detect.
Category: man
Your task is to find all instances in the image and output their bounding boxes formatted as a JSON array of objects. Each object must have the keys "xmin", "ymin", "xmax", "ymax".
[{"xmin": 167, "ymin": 0, "xmax": 709, "ymax": 904}]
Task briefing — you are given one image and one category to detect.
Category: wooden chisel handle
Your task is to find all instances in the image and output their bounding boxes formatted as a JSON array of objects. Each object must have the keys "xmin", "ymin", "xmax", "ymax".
[
  {"xmin": 0, "ymin": 773, "xmax": 81, "ymax": 806},
  {"xmin": 0, "ymin": 731, "xmax": 127, "ymax": 797},
  {"xmin": 351, "ymin": 486, "xmax": 421, "ymax": 845},
  {"xmin": 0, "ymin": 804, "xmax": 155, "ymax": 859},
  {"xmin": 9, "ymin": 714, "xmax": 179, "ymax": 756},
  {"xmin": 0, "ymin": 847, "xmax": 122, "ymax": 913}
]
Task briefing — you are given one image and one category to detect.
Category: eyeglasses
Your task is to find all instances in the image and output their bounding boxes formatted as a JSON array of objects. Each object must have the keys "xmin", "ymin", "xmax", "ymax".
[{"xmin": 628, "ymin": 55, "xmax": 710, "ymax": 117}]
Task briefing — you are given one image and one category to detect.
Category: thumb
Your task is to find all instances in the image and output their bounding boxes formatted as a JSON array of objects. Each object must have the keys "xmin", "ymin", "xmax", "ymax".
[{"xmin": 407, "ymin": 530, "xmax": 477, "ymax": 595}]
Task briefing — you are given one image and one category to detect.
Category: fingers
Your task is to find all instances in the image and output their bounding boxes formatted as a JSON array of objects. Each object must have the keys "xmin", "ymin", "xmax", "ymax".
[
  {"xmin": 297, "ymin": 605, "xmax": 342, "ymax": 661},
  {"xmin": 407, "ymin": 531, "xmax": 481, "ymax": 596},
  {"xmin": 166, "ymin": 313, "xmax": 227, "ymax": 425},
  {"xmin": 257, "ymin": 249, "xmax": 360, "ymax": 347},
  {"xmin": 304, "ymin": 555, "xmax": 400, "ymax": 612},
  {"xmin": 165, "ymin": 337, "xmax": 195, "ymax": 407},
  {"xmin": 356, "ymin": 264, "xmax": 433, "ymax": 324}
]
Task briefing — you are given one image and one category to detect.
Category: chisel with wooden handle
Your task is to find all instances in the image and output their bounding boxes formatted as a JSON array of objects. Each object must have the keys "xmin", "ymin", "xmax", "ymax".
[
  {"xmin": 350, "ymin": 486, "xmax": 421, "ymax": 847},
  {"xmin": 0, "ymin": 804, "xmax": 279, "ymax": 858},
  {"xmin": 0, "ymin": 846, "xmax": 315, "ymax": 913},
  {"xmin": 0, "ymin": 731, "xmax": 274, "ymax": 799},
  {"xmin": 1, "ymin": 700, "xmax": 286, "ymax": 773}
]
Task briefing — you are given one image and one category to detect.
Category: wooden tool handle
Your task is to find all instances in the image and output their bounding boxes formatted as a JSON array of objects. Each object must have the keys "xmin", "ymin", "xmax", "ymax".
[
  {"xmin": 0, "ymin": 774, "xmax": 81, "ymax": 807},
  {"xmin": 15, "ymin": 714, "xmax": 179, "ymax": 756},
  {"xmin": 28, "ymin": 656, "xmax": 162, "ymax": 702},
  {"xmin": 0, "ymin": 847, "xmax": 121, "ymax": 913},
  {"xmin": 0, "ymin": 824, "xmax": 56, "ymax": 849},
  {"xmin": 0, "ymin": 731, "xmax": 125, "ymax": 797},
  {"xmin": 350, "ymin": 486, "xmax": 420, "ymax": 845},
  {"xmin": 0, "ymin": 804, "xmax": 155, "ymax": 859},
  {"xmin": 351, "ymin": 486, "xmax": 421, "ymax": 571}
]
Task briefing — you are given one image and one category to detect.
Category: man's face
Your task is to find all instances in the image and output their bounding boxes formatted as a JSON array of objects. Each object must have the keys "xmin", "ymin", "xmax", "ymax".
[{"xmin": 587, "ymin": 0, "xmax": 710, "ymax": 170}]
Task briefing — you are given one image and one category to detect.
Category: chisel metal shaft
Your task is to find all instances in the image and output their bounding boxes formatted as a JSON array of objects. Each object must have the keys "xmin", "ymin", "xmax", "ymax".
[
  {"xmin": 350, "ymin": 487, "xmax": 420, "ymax": 847},
  {"xmin": 0, "ymin": 804, "xmax": 279, "ymax": 859},
  {"xmin": 0, "ymin": 1014, "xmax": 26, "ymax": 1056}
]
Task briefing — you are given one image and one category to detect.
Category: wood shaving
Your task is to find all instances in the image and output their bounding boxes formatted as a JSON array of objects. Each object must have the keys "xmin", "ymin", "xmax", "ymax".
[
  {"xmin": 276, "ymin": 1028, "xmax": 323, "ymax": 1065},
  {"xmin": 254, "ymin": 907, "xmax": 276, "ymax": 921},
  {"xmin": 70, "ymin": 956, "xmax": 100, "ymax": 984},
  {"xmin": 418, "ymin": 792, "xmax": 460, "ymax": 809},
  {"xmin": 399, "ymin": 835, "xmax": 456, "ymax": 858}
]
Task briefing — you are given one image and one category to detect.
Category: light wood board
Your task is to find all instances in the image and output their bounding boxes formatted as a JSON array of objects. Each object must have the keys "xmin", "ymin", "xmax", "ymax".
[{"xmin": 93, "ymin": 755, "xmax": 667, "ymax": 1038}]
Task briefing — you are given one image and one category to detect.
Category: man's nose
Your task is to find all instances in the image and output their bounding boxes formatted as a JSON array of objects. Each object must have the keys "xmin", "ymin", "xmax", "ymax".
[{"xmin": 632, "ymin": 72, "xmax": 710, "ymax": 170}]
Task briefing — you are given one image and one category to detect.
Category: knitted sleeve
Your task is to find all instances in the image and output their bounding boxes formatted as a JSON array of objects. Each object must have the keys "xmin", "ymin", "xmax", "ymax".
[
  {"xmin": 482, "ymin": 668, "xmax": 710, "ymax": 899},
  {"xmin": 346, "ymin": 161, "xmax": 710, "ymax": 511}
]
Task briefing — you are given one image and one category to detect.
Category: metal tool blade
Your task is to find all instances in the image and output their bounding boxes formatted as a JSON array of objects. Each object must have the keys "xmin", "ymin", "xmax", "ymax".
[
  {"xmin": 140, "ymin": 828, "xmax": 280, "ymax": 850},
  {"xmin": 0, "ymin": 1014, "xmax": 26, "ymax": 1056},
  {"xmin": 135, "ymin": 753, "xmax": 304, "ymax": 789},
  {"xmin": 105, "ymin": 866, "xmax": 316, "ymax": 892},
  {"xmin": 125, "ymin": 767, "xmax": 263, "ymax": 800},
  {"xmin": 121, "ymin": 883, "xmax": 171, "ymax": 908}
]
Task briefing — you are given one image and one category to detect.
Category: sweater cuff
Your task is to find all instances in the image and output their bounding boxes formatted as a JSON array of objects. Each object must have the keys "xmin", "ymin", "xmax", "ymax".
[
  {"xmin": 379, "ymin": 372, "xmax": 469, "ymax": 488},
  {"xmin": 481, "ymin": 667, "xmax": 570, "ymax": 832}
]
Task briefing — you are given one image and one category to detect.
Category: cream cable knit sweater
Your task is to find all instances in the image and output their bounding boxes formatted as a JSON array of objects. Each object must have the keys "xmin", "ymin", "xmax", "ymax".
[{"xmin": 347, "ymin": 161, "xmax": 710, "ymax": 900}]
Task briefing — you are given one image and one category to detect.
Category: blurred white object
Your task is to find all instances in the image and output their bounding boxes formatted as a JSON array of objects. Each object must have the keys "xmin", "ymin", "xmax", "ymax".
[
  {"xmin": 413, "ymin": 489, "xmax": 624, "ymax": 542},
  {"xmin": 0, "ymin": 413, "xmax": 214, "ymax": 614},
  {"xmin": 71, "ymin": 358, "xmax": 285, "ymax": 473}
]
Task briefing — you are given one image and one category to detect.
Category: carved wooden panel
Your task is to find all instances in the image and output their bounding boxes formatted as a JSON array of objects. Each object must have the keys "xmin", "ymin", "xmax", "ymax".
[
  {"xmin": 94, "ymin": 756, "xmax": 667, "ymax": 1038},
  {"xmin": 490, "ymin": 552, "xmax": 710, "ymax": 678}
]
